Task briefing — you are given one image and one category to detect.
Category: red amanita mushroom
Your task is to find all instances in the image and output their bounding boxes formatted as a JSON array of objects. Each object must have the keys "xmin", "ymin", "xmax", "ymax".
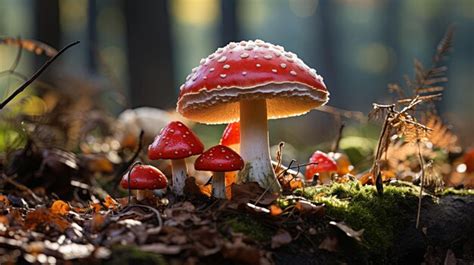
[
  {"xmin": 177, "ymin": 40, "xmax": 329, "ymax": 193},
  {"xmin": 306, "ymin": 151, "xmax": 337, "ymax": 184},
  {"xmin": 220, "ymin": 122, "xmax": 241, "ymax": 153},
  {"xmin": 148, "ymin": 121, "xmax": 204, "ymax": 195},
  {"xmin": 120, "ymin": 164, "xmax": 168, "ymax": 201},
  {"xmin": 195, "ymin": 145, "xmax": 244, "ymax": 199}
]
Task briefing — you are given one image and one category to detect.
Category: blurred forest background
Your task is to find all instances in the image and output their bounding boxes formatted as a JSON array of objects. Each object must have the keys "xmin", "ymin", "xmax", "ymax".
[{"xmin": 0, "ymin": 0, "xmax": 473, "ymax": 161}]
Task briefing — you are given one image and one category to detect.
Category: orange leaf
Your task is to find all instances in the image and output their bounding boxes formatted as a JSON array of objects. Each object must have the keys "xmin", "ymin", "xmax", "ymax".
[
  {"xmin": 90, "ymin": 202, "xmax": 102, "ymax": 213},
  {"xmin": 0, "ymin": 195, "xmax": 9, "ymax": 206},
  {"xmin": 50, "ymin": 200, "xmax": 70, "ymax": 216},
  {"xmin": 270, "ymin": 204, "xmax": 283, "ymax": 216},
  {"xmin": 104, "ymin": 195, "xmax": 119, "ymax": 210},
  {"xmin": 91, "ymin": 213, "xmax": 106, "ymax": 232},
  {"xmin": 25, "ymin": 208, "xmax": 70, "ymax": 233}
]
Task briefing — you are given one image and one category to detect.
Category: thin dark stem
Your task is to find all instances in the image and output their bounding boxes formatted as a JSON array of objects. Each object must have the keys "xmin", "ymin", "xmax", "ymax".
[
  {"xmin": 114, "ymin": 129, "xmax": 144, "ymax": 187},
  {"xmin": 331, "ymin": 123, "xmax": 345, "ymax": 152},
  {"xmin": 0, "ymin": 41, "xmax": 80, "ymax": 110},
  {"xmin": 127, "ymin": 161, "xmax": 142, "ymax": 204},
  {"xmin": 416, "ymin": 140, "xmax": 425, "ymax": 229}
]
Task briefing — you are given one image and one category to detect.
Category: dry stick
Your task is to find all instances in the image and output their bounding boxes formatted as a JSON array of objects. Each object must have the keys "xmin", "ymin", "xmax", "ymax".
[
  {"xmin": 1, "ymin": 174, "xmax": 42, "ymax": 202},
  {"xmin": 114, "ymin": 130, "xmax": 144, "ymax": 188},
  {"xmin": 331, "ymin": 123, "xmax": 345, "ymax": 153},
  {"xmin": 415, "ymin": 139, "xmax": 425, "ymax": 229},
  {"xmin": 0, "ymin": 41, "xmax": 80, "ymax": 110}
]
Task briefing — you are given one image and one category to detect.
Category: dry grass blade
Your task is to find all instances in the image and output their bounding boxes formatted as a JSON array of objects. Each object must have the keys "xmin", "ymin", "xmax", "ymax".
[{"xmin": 0, "ymin": 37, "xmax": 58, "ymax": 57}]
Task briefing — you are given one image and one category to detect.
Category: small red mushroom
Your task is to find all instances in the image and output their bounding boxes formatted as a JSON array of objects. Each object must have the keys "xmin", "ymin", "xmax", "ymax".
[
  {"xmin": 305, "ymin": 151, "xmax": 338, "ymax": 184},
  {"xmin": 148, "ymin": 121, "xmax": 204, "ymax": 195},
  {"xmin": 195, "ymin": 145, "xmax": 244, "ymax": 199},
  {"xmin": 121, "ymin": 164, "xmax": 168, "ymax": 201},
  {"xmin": 220, "ymin": 122, "xmax": 241, "ymax": 152},
  {"xmin": 177, "ymin": 40, "xmax": 329, "ymax": 193}
]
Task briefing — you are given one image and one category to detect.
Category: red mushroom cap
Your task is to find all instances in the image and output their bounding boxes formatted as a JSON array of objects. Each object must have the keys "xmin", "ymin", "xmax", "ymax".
[
  {"xmin": 177, "ymin": 40, "xmax": 329, "ymax": 124},
  {"xmin": 220, "ymin": 122, "xmax": 240, "ymax": 146},
  {"xmin": 148, "ymin": 121, "xmax": 204, "ymax": 160},
  {"xmin": 195, "ymin": 145, "xmax": 244, "ymax": 172},
  {"xmin": 305, "ymin": 151, "xmax": 338, "ymax": 180},
  {"xmin": 121, "ymin": 165, "xmax": 168, "ymax": 190}
]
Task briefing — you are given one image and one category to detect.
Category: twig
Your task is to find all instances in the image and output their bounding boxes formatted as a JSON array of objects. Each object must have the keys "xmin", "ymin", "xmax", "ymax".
[
  {"xmin": 1, "ymin": 174, "xmax": 42, "ymax": 203},
  {"xmin": 415, "ymin": 139, "xmax": 425, "ymax": 229},
  {"xmin": 114, "ymin": 129, "xmax": 144, "ymax": 187},
  {"xmin": 0, "ymin": 41, "xmax": 80, "ymax": 110},
  {"xmin": 331, "ymin": 123, "xmax": 345, "ymax": 152}
]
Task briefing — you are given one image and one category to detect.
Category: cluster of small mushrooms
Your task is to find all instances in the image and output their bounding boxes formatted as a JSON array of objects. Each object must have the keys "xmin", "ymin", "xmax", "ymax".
[{"xmin": 121, "ymin": 39, "xmax": 344, "ymax": 200}]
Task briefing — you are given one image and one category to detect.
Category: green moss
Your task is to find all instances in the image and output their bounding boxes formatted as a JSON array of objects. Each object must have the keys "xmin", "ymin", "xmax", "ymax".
[
  {"xmin": 224, "ymin": 215, "xmax": 273, "ymax": 242},
  {"xmin": 297, "ymin": 182, "xmax": 421, "ymax": 263},
  {"xmin": 439, "ymin": 187, "xmax": 474, "ymax": 196},
  {"xmin": 105, "ymin": 245, "xmax": 167, "ymax": 265}
]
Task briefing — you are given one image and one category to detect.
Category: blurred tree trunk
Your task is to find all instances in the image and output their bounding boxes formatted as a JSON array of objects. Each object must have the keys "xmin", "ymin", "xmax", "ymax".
[
  {"xmin": 317, "ymin": 0, "xmax": 339, "ymax": 105},
  {"xmin": 124, "ymin": 0, "xmax": 175, "ymax": 109},
  {"xmin": 87, "ymin": 0, "xmax": 97, "ymax": 74},
  {"xmin": 220, "ymin": 0, "xmax": 239, "ymax": 46},
  {"xmin": 34, "ymin": 0, "xmax": 60, "ymax": 70}
]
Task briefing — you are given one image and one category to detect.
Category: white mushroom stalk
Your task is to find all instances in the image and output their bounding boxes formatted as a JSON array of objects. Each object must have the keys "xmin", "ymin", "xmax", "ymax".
[
  {"xmin": 238, "ymin": 99, "xmax": 280, "ymax": 192},
  {"xmin": 212, "ymin": 172, "xmax": 226, "ymax": 199},
  {"xmin": 171, "ymin": 159, "xmax": 187, "ymax": 196}
]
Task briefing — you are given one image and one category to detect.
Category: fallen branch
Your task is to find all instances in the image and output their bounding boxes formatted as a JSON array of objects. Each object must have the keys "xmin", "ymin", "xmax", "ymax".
[{"xmin": 0, "ymin": 41, "xmax": 80, "ymax": 110}]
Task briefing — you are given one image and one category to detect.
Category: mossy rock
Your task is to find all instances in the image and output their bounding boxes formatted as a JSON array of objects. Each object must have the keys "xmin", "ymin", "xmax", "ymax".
[{"xmin": 295, "ymin": 181, "xmax": 474, "ymax": 264}]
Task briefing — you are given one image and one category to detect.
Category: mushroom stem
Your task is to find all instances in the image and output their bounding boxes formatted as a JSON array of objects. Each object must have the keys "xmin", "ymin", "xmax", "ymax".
[
  {"xmin": 238, "ymin": 99, "xmax": 281, "ymax": 192},
  {"xmin": 212, "ymin": 172, "xmax": 226, "ymax": 199},
  {"xmin": 171, "ymin": 159, "xmax": 187, "ymax": 195},
  {"xmin": 136, "ymin": 190, "xmax": 146, "ymax": 201}
]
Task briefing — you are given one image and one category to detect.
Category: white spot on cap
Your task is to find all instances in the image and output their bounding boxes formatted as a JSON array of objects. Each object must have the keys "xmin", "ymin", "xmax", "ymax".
[
  {"xmin": 254, "ymin": 55, "xmax": 259, "ymax": 59},
  {"xmin": 272, "ymin": 69, "xmax": 277, "ymax": 73},
  {"xmin": 264, "ymin": 54, "xmax": 273, "ymax": 60},
  {"xmin": 223, "ymin": 64, "xmax": 230, "ymax": 69},
  {"xmin": 290, "ymin": 70, "xmax": 297, "ymax": 76},
  {"xmin": 274, "ymin": 51, "xmax": 281, "ymax": 57},
  {"xmin": 200, "ymin": 58, "xmax": 206, "ymax": 64},
  {"xmin": 287, "ymin": 58, "xmax": 294, "ymax": 63},
  {"xmin": 179, "ymin": 85, "xmax": 184, "ymax": 90},
  {"xmin": 244, "ymin": 45, "xmax": 254, "ymax": 51},
  {"xmin": 217, "ymin": 85, "xmax": 222, "ymax": 88},
  {"xmin": 177, "ymin": 123, "xmax": 183, "ymax": 126},
  {"xmin": 208, "ymin": 54, "xmax": 215, "ymax": 60},
  {"xmin": 188, "ymin": 151, "xmax": 192, "ymax": 155},
  {"xmin": 203, "ymin": 76, "xmax": 207, "ymax": 80},
  {"xmin": 285, "ymin": 53, "xmax": 293, "ymax": 58},
  {"xmin": 280, "ymin": 63, "xmax": 287, "ymax": 69},
  {"xmin": 192, "ymin": 75, "xmax": 197, "ymax": 81},
  {"xmin": 228, "ymin": 42, "xmax": 237, "ymax": 49},
  {"xmin": 174, "ymin": 151, "xmax": 178, "ymax": 154},
  {"xmin": 217, "ymin": 48, "xmax": 224, "ymax": 53},
  {"xmin": 256, "ymin": 64, "xmax": 261, "ymax": 68},
  {"xmin": 220, "ymin": 74, "xmax": 227, "ymax": 78},
  {"xmin": 242, "ymin": 71, "xmax": 247, "ymax": 76},
  {"xmin": 191, "ymin": 67, "xmax": 198, "ymax": 73},
  {"xmin": 186, "ymin": 74, "xmax": 192, "ymax": 81},
  {"xmin": 240, "ymin": 52, "xmax": 249, "ymax": 59},
  {"xmin": 217, "ymin": 56, "xmax": 227, "ymax": 63},
  {"xmin": 210, "ymin": 68, "xmax": 215, "ymax": 72}
]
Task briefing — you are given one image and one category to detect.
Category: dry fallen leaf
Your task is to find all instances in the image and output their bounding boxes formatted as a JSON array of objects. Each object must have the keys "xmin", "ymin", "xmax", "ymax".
[
  {"xmin": 295, "ymin": 200, "xmax": 325, "ymax": 216},
  {"xmin": 103, "ymin": 195, "xmax": 119, "ymax": 210},
  {"xmin": 330, "ymin": 221, "xmax": 364, "ymax": 242},
  {"xmin": 271, "ymin": 229, "xmax": 292, "ymax": 249},
  {"xmin": 50, "ymin": 200, "xmax": 70, "ymax": 216},
  {"xmin": 24, "ymin": 208, "xmax": 70, "ymax": 233},
  {"xmin": 270, "ymin": 204, "xmax": 283, "ymax": 216}
]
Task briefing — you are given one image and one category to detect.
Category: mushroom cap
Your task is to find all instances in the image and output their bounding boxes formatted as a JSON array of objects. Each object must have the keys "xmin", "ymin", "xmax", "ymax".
[
  {"xmin": 177, "ymin": 40, "xmax": 329, "ymax": 124},
  {"xmin": 121, "ymin": 165, "xmax": 168, "ymax": 190},
  {"xmin": 148, "ymin": 121, "xmax": 204, "ymax": 160},
  {"xmin": 305, "ymin": 151, "xmax": 338, "ymax": 180},
  {"xmin": 220, "ymin": 122, "xmax": 240, "ymax": 147},
  {"xmin": 195, "ymin": 145, "xmax": 244, "ymax": 172}
]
